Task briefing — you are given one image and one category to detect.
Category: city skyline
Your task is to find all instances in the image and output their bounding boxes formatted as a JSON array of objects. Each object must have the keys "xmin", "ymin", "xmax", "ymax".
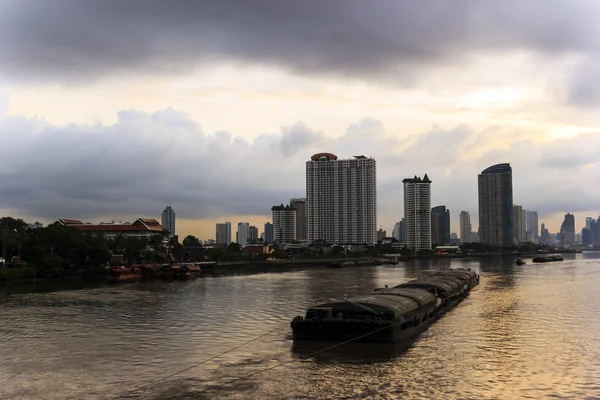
[{"xmin": 1, "ymin": 2, "xmax": 600, "ymax": 240}]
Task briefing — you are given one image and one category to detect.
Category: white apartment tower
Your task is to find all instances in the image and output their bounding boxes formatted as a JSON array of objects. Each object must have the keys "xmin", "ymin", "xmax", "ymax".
[
  {"xmin": 459, "ymin": 211, "xmax": 472, "ymax": 243},
  {"xmin": 403, "ymin": 175, "xmax": 432, "ymax": 251},
  {"xmin": 306, "ymin": 153, "xmax": 377, "ymax": 245},
  {"xmin": 161, "ymin": 205, "xmax": 176, "ymax": 237},
  {"xmin": 272, "ymin": 204, "xmax": 296, "ymax": 243},
  {"xmin": 236, "ymin": 222, "xmax": 250, "ymax": 246}
]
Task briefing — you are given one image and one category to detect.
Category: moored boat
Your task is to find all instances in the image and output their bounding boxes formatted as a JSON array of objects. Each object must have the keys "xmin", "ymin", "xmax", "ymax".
[
  {"xmin": 516, "ymin": 258, "xmax": 526, "ymax": 265},
  {"xmin": 291, "ymin": 268, "xmax": 479, "ymax": 343},
  {"xmin": 108, "ymin": 265, "xmax": 142, "ymax": 283}
]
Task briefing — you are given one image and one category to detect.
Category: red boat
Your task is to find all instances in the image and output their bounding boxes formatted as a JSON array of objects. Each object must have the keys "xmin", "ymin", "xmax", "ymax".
[
  {"xmin": 139, "ymin": 263, "xmax": 162, "ymax": 279},
  {"xmin": 108, "ymin": 265, "xmax": 142, "ymax": 283}
]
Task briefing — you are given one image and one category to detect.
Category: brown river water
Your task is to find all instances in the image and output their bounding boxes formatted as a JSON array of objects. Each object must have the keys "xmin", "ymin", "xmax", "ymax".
[{"xmin": 2, "ymin": 253, "xmax": 600, "ymax": 399}]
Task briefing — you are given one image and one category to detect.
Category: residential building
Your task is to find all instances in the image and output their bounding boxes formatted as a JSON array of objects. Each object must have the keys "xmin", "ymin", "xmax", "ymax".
[
  {"xmin": 586, "ymin": 217, "xmax": 593, "ymax": 230},
  {"xmin": 478, "ymin": 163, "xmax": 514, "ymax": 246},
  {"xmin": 290, "ymin": 198, "xmax": 307, "ymax": 241},
  {"xmin": 264, "ymin": 222, "xmax": 274, "ymax": 244},
  {"xmin": 403, "ymin": 174, "xmax": 432, "ymax": 252},
  {"xmin": 431, "ymin": 205, "xmax": 450, "ymax": 246},
  {"xmin": 526, "ymin": 210, "xmax": 539, "ymax": 243},
  {"xmin": 215, "ymin": 222, "xmax": 232, "ymax": 245},
  {"xmin": 272, "ymin": 204, "xmax": 296, "ymax": 244},
  {"xmin": 306, "ymin": 153, "xmax": 377, "ymax": 245},
  {"xmin": 513, "ymin": 205, "xmax": 524, "ymax": 243},
  {"xmin": 459, "ymin": 211, "xmax": 471, "ymax": 243},
  {"xmin": 249, "ymin": 226, "xmax": 259, "ymax": 243},
  {"xmin": 236, "ymin": 222, "xmax": 250, "ymax": 246},
  {"xmin": 377, "ymin": 228, "xmax": 387, "ymax": 242},
  {"xmin": 161, "ymin": 205, "xmax": 176, "ymax": 237},
  {"xmin": 560, "ymin": 213, "xmax": 576, "ymax": 245},
  {"xmin": 57, "ymin": 218, "xmax": 165, "ymax": 239}
]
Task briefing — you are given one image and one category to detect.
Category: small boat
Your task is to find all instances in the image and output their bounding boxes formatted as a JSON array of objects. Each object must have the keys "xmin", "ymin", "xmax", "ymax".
[
  {"xmin": 516, "ymin": 258, "xmax": 526, "ymax": 265},
  {"xmin": 326, "ymin": 263, "xmax": 342, "ymax": 269},
  {"xmin": 108, "ymin": 265, "xmax": 142, "ymax": 283},
  {"xmin": 532, "ymin": 254, "xmax": 564, "ymax": 263},
  {"xmin": 291, "ymin": 268, "xmax": 479, "ymax": 343}
]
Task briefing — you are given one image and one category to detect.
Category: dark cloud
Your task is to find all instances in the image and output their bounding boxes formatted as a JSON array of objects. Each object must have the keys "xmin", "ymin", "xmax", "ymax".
[
  {"xmin": 1, "ymin": 0, "xmax": 598, "ymax": 84},
  {"xmin": 568, "ymin": 58, "xmax": 600, "ymax": 107},
  {"xmin": 1, "ymin": 109, "xmax": 598, "ymax": 229}
]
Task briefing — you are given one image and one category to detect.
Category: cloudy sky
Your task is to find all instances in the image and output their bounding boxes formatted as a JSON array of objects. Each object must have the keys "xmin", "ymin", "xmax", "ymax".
[{"xmin": 1, "ymin": 0, "xmax": 600, "ymax": 239}]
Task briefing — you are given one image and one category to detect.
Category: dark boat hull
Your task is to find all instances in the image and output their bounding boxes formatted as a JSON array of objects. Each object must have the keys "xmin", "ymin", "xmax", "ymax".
[{"xmin": 291, "ymin": 270, "xmax": 479, "ymax": 344}]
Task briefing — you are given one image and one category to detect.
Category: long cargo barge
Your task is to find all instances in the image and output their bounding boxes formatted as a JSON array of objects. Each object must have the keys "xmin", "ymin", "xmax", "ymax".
[{"xmin": 291, "ymin": 268, "xmax": 479, "ymax": 343}]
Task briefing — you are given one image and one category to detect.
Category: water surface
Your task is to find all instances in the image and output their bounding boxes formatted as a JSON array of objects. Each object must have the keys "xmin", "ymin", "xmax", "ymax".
[{"xmin": 2, "ymin": 254, "xmax": 600, "ymax": 399}]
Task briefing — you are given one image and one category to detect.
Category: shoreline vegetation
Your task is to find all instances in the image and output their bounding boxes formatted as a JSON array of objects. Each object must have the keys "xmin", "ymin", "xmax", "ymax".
[{"xmin": 0, "ymin": 215, "xmax": 594, "ymax": 286}]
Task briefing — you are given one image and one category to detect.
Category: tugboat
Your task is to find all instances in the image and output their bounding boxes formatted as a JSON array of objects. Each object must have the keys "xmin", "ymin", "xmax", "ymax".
[
  {"xmin": 291, "ymin": 268, "xmax": 479, "ymax": 343},
  {"xmin": 516, "ymin": 258, "xmax": 526, "ymax": 265}
]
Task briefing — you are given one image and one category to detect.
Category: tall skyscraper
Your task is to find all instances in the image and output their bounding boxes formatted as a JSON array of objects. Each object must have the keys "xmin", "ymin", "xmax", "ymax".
[
  {"xmin": 264, "ymin": 222, "xmax": 274, "ymax": 244},
  {"xmin": 272, "ymin": 204, "xmax": 296, "ymax": 244},
  {"xmin": 526, "ymin": 210, "xmax": 539, "ymax": 243},
  {"xmin": 540, "ymin": 223, "xmax": 551, "ymax": 245},
  {"xmin": 560, "ymin": 213, "xmax": 575, "ymax": 244},
  {"xmin": 513, "ymin": 205, "xmax": 524, "ymax": 243},
  {"xmin": 249, "ymin": 225, "xmax": 259, "ymax": 243},
  {"xmin": 478, "ymin": 163, "xmax": 514, "ymax": 246},
  {"xmin": 236, "ymin": 222, "xmax": 250, "ymax": 246},
  {"xmin": 586, "ymin": 217, "xmax": 593, "ymax": 230},
  {"xmin": 215, "ymin": 222, "xmax": 231, "ymax": 245},
  {"xmin": 431, "ymin": 205, "xmax": 450, "ymax": 245},
  {"xmin": 399, "ymin": 219, "xmax": 406, "ymax": 243},
  {"xmin": 290, "ymin": 198, "xmax": 307, "ymax": 242},
  {"xmin": 403, "ymin": 174, "xmax": 432, "ymax": 252},
  {"xmin": 459, "ymin": 211, "xmax": 471, "ymax": 243},
  {"xmin": 306, "ymin": 153, "xmax": 377, "ymax": 245},
  {"xmin": 161, "ymin": 205, "xmax": 176, "ymax": 237}
]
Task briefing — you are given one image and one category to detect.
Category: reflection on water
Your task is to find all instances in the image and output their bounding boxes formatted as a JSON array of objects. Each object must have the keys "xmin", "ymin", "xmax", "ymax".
[{"xmin": 2, "ymin": 255, "xmax": 600, "ymax": 399}]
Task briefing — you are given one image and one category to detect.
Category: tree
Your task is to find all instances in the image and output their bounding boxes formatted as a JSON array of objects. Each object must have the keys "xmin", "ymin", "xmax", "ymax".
[
  {"xmin": 226, "ymin": 242, "xmax": 241, "ymax": 253},
  {"xmin": 182, "ymin": 235, "xmax": 201, "ymax": 247}
]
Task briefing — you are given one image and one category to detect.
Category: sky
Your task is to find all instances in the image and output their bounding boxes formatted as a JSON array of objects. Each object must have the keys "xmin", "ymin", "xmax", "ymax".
[{"xmin": 1, "ymin": 0, "xmax": 600, "ymax": 240}]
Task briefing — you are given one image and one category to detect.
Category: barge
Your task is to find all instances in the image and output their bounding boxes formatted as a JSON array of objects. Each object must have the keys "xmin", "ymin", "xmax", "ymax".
[
  {"xmin": 532, "ymin": 254, "xmax": 563, "ymax": 263},
  {"xmin": 291, "ymin": 268, "xmax": 479, "ymax": 343}
]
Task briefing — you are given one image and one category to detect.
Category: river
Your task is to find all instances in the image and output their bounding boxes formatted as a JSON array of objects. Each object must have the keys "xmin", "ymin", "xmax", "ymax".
[{"xmin": 2, "ymin": 254, "xmax": 600, "ymax": 399}]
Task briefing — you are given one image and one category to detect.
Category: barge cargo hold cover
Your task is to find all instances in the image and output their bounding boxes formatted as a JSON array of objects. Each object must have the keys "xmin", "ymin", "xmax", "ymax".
[{"xmin": 291, "ymin": 269, "xmax": 479, "ymax": 343}]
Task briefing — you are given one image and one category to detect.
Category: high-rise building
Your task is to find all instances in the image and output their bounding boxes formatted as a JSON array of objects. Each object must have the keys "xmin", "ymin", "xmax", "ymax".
[
  {"xmin": 526, "ymin": 210, "xmax": 539, "ymax": 243},
  {"xmin": 377, "ymin": 228, "xmax": 387, "ymax": 241},
  {"xmin": 513, "ymin": 205, "xmax": 524, "ymax": 243},
  {"xmin": 470, "ymin": 231, "xmax": 479, "ymax": 243},
  {"xmin": 431, "ymin": 205, "xmax": 450, "ymax": 246},
  {"xmin": 399, "ymin": 219, "xmax": 406, "ymax": 242},
  {"xmin": 249, "ymin": 226, "xmax": 259, "ymax": 243},
  {"xmin": 272, "ymin": 204, "xmax": 296, "ymax": 244},
  {"xmin": 582, "ymin": 228, "xmax": 592, "ymax": 245},
  {"xmin": 560, "ymin": 213, "xmax": 576, "ymax": 244},
  {"xmin": 306, "ymin": 153, "xmax": 377, "ymax": 245},
  {"xmin": 478, "ymin": 163, "xmax": 514, "ymax": 246},
  {"xmin": 161, "ymin": 205, "xmax": 176, "ymax": 237},
  {"xmin": 290, "ymin": 198, "xmax": 307, "ymax": 242},
  {"xmin": 459, "ymin": 211, "xmax": 471, "ymax": 243},
  {"xmin": 591, "ymin": 217, "xmax": 600, "ymax": 245},
  {"xmin": 585, "ymin": 217, "xmax": 593, "ymax": 230},
  {"xmin": 403, "ymin": 174, "xmax": 432, "ymax": 252},
  {"xmin": 236, "ymin": 222, "xmax": 250, "ymax": 246},
  {"xmin": 540, "ymin": 223, "xmax": 551, "ymax": 245},
  {"xmin": 392, "ymin": 222, "xmax": 401, "ymax": 241},
  {"xmin": 215, "ymin": 222, "xmax": 231, "ymax": 245},
  {"xmin": 264, "ymin": 222, "xmax": 274, "ymax": 244}
]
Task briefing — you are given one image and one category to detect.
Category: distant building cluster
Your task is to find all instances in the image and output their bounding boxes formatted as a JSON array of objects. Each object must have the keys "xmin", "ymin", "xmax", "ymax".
[{"xmin": 52, "ymin": 153, "xmax": 592, "ymax": 252}]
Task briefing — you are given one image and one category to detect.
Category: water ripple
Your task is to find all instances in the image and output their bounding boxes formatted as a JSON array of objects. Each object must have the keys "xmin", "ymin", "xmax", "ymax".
[{"xmin": 1, "ymin": 258, "xmax": 600, "ymax": 399}]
